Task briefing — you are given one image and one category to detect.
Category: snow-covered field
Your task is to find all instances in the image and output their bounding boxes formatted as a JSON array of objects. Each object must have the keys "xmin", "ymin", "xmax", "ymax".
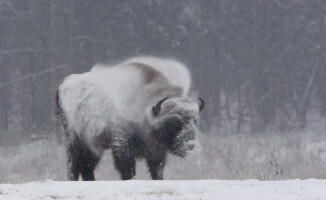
[
  {"xmin": 1, "ymin": 123, "xmax": 326, "ymax": 182},
  {"xmin": 0, "ymin": 179, "xmax": 325, "ymax": 200},
  {"xmin": 1, "ymin": 115, "xmax": 326, "ymax": 199}
]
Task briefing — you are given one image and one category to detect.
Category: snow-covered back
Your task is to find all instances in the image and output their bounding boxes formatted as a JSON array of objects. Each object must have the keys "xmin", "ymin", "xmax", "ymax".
[
  {"xmin": 1, "ymin": 179, "xmax": 325, "ymax": 200},
  {"xmin": 58, "ymin": 57, "xmax": 192, "ymax": 139},
  {"xmin": 125, "ymin": 57, "xmax": 191, "ymax": 95}
]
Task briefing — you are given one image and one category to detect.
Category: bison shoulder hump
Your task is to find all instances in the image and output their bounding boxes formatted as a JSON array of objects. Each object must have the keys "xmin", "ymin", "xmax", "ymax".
[{"xmin": 129, "ymin": 62, "xmax": 166, "ymax": 84}]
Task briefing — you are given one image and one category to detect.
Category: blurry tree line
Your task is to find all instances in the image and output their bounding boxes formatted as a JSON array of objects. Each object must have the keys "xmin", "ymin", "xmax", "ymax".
[{"xmin": 0, "ymin": 0, "xmax": 325, "ymax": 144}]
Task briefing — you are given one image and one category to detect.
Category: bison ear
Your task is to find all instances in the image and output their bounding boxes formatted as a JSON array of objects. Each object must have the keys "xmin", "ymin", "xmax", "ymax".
[
  {"xmin": 152, "ymin": 97, "xmax": 169, "ymax": 117},
  {"xmin": 198, "ymin": 97, "xmax": 205, "ymax": 112}
]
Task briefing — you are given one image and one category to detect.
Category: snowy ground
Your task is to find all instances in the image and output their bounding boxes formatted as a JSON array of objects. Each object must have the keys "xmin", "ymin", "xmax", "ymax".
[
  {"xmin": 0, "ymin": 179, "xmax": 325, "ymax": 200},
  {"xmin": 1, "ymin": 125, "xmax": 326, "ymax": 183}
]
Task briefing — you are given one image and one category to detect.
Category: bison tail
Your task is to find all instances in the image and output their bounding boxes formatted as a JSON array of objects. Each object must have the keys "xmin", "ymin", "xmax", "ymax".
[{"xmin": 55, "ymin": 89, "xmax": 62, "ymax": 118}]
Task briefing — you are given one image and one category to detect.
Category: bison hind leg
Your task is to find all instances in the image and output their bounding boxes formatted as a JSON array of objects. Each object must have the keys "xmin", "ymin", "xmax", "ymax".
[
  {"xmin": 66, "ymin": 134, "xmax": 102, "ymax": 181},
  {"xmin": 79, "ymin": 145, "xmax": 102, "ymax": 181},
  {"xmin": 66, "ymin": 136, "xmax": 82, "ymax": 181}
]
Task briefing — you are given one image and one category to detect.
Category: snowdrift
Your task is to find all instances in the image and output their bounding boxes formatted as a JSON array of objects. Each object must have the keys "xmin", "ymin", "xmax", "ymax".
[{"xmin": 0, "ymin": 179, "xmax": 325, "ymax": 200}]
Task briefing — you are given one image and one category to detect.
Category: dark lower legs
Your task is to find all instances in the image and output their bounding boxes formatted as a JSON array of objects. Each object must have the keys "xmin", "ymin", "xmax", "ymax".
[
  {"xmin": 66, "ymin": 132, "xmax": 166, "ymax": 181},
  {"xmin": 112, "ymin": 153, "xmax": 166, "ymax": 180},
  {"xmin": 112, "ymin": 134, "xmax": 167, "ymax": 180}
]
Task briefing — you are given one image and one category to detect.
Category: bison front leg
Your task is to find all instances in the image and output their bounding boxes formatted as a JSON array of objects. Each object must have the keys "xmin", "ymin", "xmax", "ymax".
[
  {"xmin": 146, "ymin": 157, "xmax": 166, "ymax": 180},
  {"xmin": 112, "ymin": 150, "xmax": 136, "ymax": 180}
]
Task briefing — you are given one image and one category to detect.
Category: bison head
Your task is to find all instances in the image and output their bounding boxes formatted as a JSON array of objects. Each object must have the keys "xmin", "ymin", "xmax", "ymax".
[{"xmin": 151, "ymin": 97, "xmax": 205, "ymax": 157}]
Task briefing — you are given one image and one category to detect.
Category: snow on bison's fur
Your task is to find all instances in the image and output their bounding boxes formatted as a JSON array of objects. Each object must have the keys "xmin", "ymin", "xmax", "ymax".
[{"xmin": 55, "ymin": 57, "xmax": 205, "ymax": 181}]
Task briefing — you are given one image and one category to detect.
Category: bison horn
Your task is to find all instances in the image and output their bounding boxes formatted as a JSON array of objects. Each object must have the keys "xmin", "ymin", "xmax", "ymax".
[
  {"xmin": 152, "ymin": 97, "xmax": 169, "ymax": 116},
  {"xmin": 199, "ymin": 97, "xmax": 205, "ymax": 112}
]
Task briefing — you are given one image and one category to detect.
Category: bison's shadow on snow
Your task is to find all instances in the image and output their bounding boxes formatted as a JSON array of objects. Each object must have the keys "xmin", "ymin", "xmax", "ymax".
[{"xmin": 55, "ymin": 57, "xmax": 205, "ymax": 181}]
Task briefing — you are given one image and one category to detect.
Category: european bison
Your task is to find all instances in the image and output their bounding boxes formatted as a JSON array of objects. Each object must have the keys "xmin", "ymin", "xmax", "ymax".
[{"xmin": 55, "ymin": 57, "xmax": 204, "ymax": 180}]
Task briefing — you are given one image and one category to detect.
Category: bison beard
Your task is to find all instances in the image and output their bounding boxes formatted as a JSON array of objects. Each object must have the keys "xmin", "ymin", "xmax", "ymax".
[{"xmin": 56, "ymin": 57, "xmax": 204, "ymax": 181}]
